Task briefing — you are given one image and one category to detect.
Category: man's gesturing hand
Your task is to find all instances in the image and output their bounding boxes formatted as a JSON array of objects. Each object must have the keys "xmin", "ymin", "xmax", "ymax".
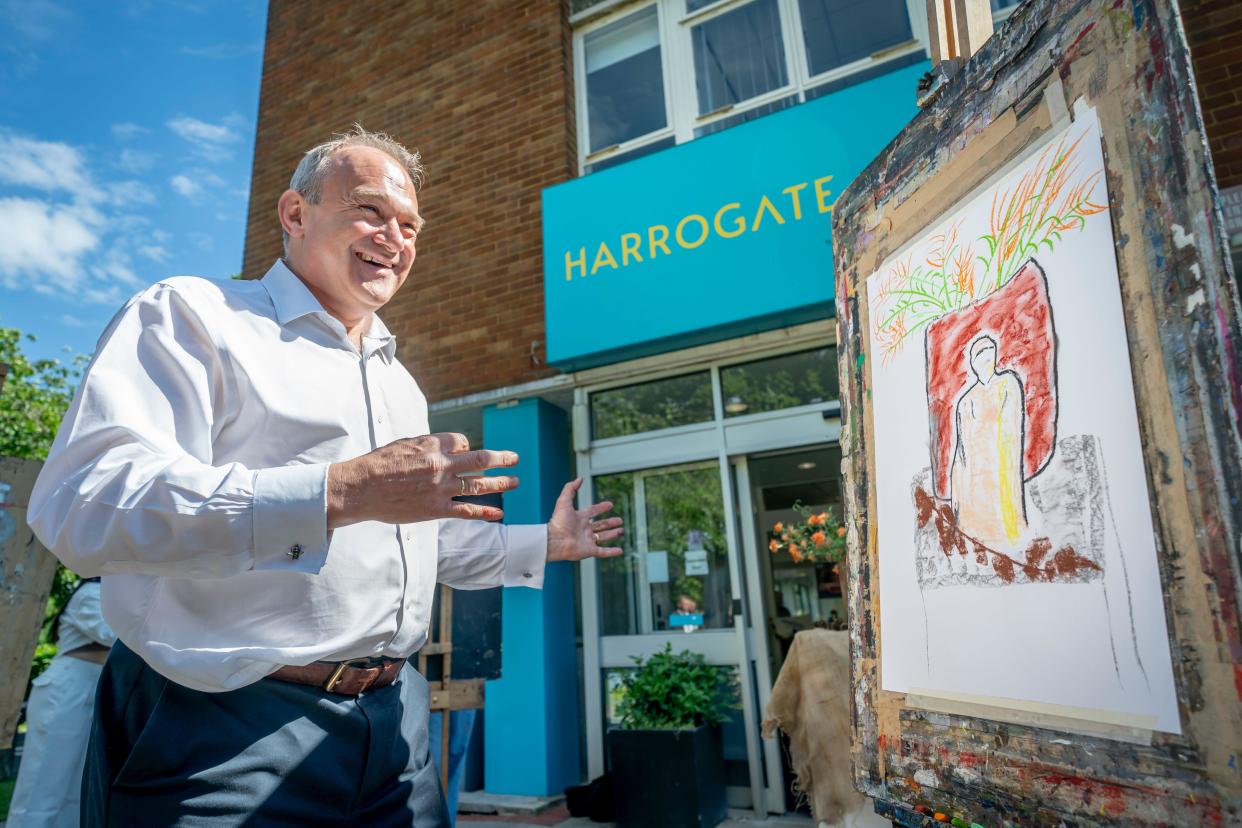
[
  {"xmin": 547, "ymin": 478, "xmax": 625, "ymax": 563},
  {"xmin": 327, "ymin": 433, "xmax": 519, "ymax": 529}
]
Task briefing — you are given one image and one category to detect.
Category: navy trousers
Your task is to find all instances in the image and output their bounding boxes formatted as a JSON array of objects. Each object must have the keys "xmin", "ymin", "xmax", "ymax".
[{"xmin": 82, "ymin": 642, "xmax": 447, "ymax": 827}]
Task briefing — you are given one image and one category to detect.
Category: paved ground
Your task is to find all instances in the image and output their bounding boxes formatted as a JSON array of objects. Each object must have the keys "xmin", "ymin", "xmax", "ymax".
[{"xmin": 459, "ymin": 808, "xmax": 819, "ymax": 827}]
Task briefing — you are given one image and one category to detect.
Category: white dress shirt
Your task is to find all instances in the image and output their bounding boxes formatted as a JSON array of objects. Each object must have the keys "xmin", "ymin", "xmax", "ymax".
[
  {"xmin": 54, "ymin": 580, "xmax": 116, "ymax": 654},
  {"xmin": 29, "ymin": 260, "xmax": 546, "ymax": 693}
]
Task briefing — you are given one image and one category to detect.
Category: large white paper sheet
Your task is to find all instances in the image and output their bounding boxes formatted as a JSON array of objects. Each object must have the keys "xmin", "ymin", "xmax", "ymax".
[{"xmin": 864, "ymin": 109, "xmax": 1180, "ymax": 733}]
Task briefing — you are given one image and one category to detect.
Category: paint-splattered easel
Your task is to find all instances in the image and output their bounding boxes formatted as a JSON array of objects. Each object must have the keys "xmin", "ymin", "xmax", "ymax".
[
  {"xmin": 832, "ymin": 0, "xmax": 1242, "ymax": 824},
  {"xmin": 417, "ymin": 583, "xmax": 485, "ymax": 794},
  {"xmin": 0, "ymin": 365, "xmax": 63, "ymax": 756}
]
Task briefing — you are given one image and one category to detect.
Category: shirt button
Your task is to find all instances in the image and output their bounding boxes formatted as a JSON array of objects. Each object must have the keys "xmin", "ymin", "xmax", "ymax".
[
  {"xmin": 523, "ymin": 571, "xmax": 533, "ymax": 579},
  {"xmin": 288, "ymin": 544, "xmax": 303, "ymax": 560}
]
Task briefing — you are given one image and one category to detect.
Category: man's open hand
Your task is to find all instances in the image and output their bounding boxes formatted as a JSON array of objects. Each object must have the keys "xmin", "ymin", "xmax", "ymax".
[
  {"xmin": 327, "ymin": 433, "xmax": 519, "ymax": 529},
  {"xmin": 547, "ymin": 478, "xmax": 624, "ymax": 563}
]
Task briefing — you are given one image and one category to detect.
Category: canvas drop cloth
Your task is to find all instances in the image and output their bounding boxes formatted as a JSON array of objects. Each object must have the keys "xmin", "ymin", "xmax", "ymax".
[{"xmin": 761, "ymin": 629, "xmax": 868, "ymax": 825}]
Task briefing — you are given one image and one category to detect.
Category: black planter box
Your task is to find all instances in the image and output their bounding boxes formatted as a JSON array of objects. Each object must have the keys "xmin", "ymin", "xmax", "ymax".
[{"xmin": 607, "ymin": 724, "xmax": 726, "ymax": 828}]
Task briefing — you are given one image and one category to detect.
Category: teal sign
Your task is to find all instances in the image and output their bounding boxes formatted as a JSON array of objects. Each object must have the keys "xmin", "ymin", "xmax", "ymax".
[{"xmin": 542, "ymin": 62, "xmax": 926, "ymax": 370}]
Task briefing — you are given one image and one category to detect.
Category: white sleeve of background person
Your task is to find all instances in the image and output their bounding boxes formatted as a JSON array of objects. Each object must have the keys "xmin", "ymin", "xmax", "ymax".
[
  {"xmin": 436, "ymin": 519, "xmax": 547, "ymax": 589},
  {"xmin": 27, "ymin": 283, "xmax": 330, "ymax": 579}
]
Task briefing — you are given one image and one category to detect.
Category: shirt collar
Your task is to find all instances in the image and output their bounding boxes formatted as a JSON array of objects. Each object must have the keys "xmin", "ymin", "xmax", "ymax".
[{"xmin": 260, "ymin": 259, "xmax": 397, "ymax": 361}]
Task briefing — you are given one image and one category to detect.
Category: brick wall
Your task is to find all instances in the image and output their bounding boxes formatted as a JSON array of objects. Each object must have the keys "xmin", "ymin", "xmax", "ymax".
[
  {"xmin": 1182, "ymin": 0, "xmax": 1242, "ymax": 191},
  {"xmin": 243, "ymin": 0, "xmax": 575, "ymax": 402}
]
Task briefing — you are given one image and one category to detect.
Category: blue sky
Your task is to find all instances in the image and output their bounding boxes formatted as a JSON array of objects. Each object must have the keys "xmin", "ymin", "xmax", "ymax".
[{"xmin": 0, "ymin": 0, "xmax": 267, "ymax": 365}]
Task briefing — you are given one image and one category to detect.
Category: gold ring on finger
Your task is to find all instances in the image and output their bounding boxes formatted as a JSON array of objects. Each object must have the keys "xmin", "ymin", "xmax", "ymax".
[
  {"xmin": 459, "ymin": 477, "xmax": 468, "ymax": 497},
  {"xmin": 592, "ymin": 531, "xmax": 599, "ymax": 545}
]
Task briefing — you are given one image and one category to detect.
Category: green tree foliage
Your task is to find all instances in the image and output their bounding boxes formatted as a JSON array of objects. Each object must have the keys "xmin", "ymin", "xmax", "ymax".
[
  {"xmin": 0, "ymin": 327, "xmax": 87, "ymax": 681},
  {"xmin": 616, "ymin": 644, "xmax": 738, "ymax": 730},
  {"xmin": 0, "ymin": 327, "xmax": 86, "ymax": 460}
]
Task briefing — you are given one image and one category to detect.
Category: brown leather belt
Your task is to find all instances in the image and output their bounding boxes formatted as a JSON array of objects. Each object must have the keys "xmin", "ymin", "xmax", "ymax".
[{"xmin": 269, "ymin": 657, "xmax": 406, "ymax": 696}]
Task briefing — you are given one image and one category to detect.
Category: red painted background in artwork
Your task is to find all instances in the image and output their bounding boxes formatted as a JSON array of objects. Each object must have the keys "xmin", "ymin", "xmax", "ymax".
[{"xmin": 925, "ymin": 259, "xmax": 1057, "ymax": 500}]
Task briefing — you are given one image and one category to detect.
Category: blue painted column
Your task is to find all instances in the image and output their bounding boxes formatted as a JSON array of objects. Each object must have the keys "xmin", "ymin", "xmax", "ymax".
[{"xmin": 482, "ymin": 398, "xmax": 581, "ymax": 795}]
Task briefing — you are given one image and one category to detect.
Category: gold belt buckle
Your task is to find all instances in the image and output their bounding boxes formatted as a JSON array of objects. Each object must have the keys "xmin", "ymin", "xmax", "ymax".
[{"xmin": 323, "ymin": 661, "xmax": 351, "ymax": 692}]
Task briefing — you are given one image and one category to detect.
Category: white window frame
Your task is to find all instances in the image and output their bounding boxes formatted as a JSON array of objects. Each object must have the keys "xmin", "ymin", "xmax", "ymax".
[{"xmin": 572, "ymin": 0, "xmax": 930, "ymax": 174}]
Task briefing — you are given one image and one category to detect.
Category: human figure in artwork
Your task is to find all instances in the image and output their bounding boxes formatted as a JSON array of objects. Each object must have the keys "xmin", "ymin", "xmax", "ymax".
[{"xmin": 950, "ymin": 334, "xmax": 1028, "ymax": 551}]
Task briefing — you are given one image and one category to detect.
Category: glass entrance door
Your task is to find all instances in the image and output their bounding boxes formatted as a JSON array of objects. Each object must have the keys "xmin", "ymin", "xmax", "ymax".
[
  {"xmin": 735, "ymin": 445, "xmax": 844, "ymax": 814},
  {"xmin": 590, "ymin": 458, "xmax": 762, "ymax": 810},
  {"xmin": 595, "ymin": 462, "xmax": 734, "ymax": 636}
]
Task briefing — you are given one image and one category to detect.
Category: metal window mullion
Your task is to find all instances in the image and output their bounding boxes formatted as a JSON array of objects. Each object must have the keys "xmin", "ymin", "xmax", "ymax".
[
  {"xmin": 667, "ymin": 0, "xmax": 699, "ymax": 144},
  {"xmin": 573, "ymin": 24, "xmax": 591, "ymax": 175},
  {"xmin": 779, "ymin": 0, "xmax": 811, "ymax": 91},
  {"xmin": 633, "ymin": 474, "xmax": 653, "ymax": 634},
  {"xmin": 710, "ymin": 364, "xmax": 766, "ymax": 817},
  {"xmin": 733, "ymin": 457, "xmax": 787, "ymax": 814},
  {"xmin": 577, "ymin": 387, "xmax": 607, "ymax": 779}
]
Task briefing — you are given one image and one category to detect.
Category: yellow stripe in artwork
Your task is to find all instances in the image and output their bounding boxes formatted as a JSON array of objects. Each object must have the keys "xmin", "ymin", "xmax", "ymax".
[{"xmin": 998, "ymin": 392, "xmax": 1021, "ymax": 544}]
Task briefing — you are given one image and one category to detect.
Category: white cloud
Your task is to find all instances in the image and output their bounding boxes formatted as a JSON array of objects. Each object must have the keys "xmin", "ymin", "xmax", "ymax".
[
  {"xmin": 0, "ymin": 197, "xmax": 100, "ymax": 291},
  {"xmin": 168, "ymin": 115, "xmax": 241, "ymax": 161},
  {"xmin": 0, "ymin": 132, "xmax": 100, "ymax": 198},
  {"xmin": 1, "ymin": 0, "xmax": 76, "ymax": 41},
  {"xmin": 188, "ymin": 231, "xmax": 215, "ymax": 251},
  {"xmin": 118, "ymin": 148, "xmax": 157, "ymax": 174},
  {"xmin": 170, "ymin": 174, "xmax": 201, "ymax": 199},
  {"xmin": 60, "ymin": 313, "xmax": 88, "ymax": 327},
  {"xmin": 108, "ymin": 180, "xmax": 155, "ymax": 206},
  {"xmin": 111, "ymin": 122, "xmax": 149, "ymax": 141},
  {"xmin": 137, "ymin": 245, "xmax": 169, "ymax": 262}
]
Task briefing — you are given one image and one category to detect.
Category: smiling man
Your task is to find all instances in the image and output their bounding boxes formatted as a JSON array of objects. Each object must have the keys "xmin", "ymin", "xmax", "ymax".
[{"xmin": 28, "ymin": 126, "xmax": 623, "ymax": 827}]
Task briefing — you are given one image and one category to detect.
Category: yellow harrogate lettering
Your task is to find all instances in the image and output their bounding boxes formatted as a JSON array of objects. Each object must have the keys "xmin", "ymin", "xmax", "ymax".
[
  {"xmin": 620, "ymin": 232, "xmax": 643, "ymax": 265},
  {"xmin": 714, "ymin": 203, "xmax": 744, "ymax": 238},
  {"xmin": 814, "ymin": 175, "xmax": 834, "ymax": 213},
  {"xmin": 649, "ymin": 225, "xmax": 671, "ymax": 258},
  {"xmin": 592, "ymin": 241, "xmax": 619, "ymax": 275},
  {"xmin": 750, "ymin": 195, "xmax": 785, "ymax": 232},
  {"xmin": 561, "ymin": 173, "xmax": 835, "ymax": 280},
  {"xmin": 676, "ymin": 214, "xmax": 709, "ymax": 249}
]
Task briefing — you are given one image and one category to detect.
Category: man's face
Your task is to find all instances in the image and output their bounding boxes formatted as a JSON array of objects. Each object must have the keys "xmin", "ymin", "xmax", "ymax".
[{"xmin": 284, "ymin": 146, "xmax": 421, "ymax": 320}]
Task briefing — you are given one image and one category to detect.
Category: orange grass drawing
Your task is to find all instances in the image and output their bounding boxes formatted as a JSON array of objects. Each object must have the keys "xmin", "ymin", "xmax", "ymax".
[{"xmin": 874, "ymin": 125, "xmax": 1108, "ymax": 360}]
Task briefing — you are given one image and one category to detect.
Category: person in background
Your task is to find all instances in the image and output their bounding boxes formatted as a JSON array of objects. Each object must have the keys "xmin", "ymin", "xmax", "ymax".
[{"xmin": 8, "ymin": 577, "xmax": 115, "ymax": 828}]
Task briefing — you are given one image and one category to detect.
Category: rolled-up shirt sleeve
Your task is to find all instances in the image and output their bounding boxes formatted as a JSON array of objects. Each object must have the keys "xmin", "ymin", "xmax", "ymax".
[
  {"xmin": 27, "ymin": 283, "xmax": 329, "ymax": 579},
  {"xmin": 436, "ymin": 519, "xmax": 547, "ymax": 590}
]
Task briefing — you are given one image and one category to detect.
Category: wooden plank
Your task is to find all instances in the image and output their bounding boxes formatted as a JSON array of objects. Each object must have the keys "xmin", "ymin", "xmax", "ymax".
[
  {"xmin": 429, "ymin": 678, "xmax": 485, "ymax": 712},
  {"xmin": 832, "ymin": 0, "xmax": 1242, "ymax": 823},
  {"xmin": 0, "ymin": 457, "xmax": 58, "ymax": 749}
]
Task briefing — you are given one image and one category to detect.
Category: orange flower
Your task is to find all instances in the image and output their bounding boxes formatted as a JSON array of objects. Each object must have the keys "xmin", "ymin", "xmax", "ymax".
[
  {"xmin": 807, "ymin": 514, "xmax": 822, "ymax": 527},
  {"xmin": 836, "ymin": 526, "xmax": 846, "ymax": 537},
  {"xmin": 768, "ymin": 539, "xmax": 779, "ymax": 553},
  {"xmin": 811, "ymin": 531, "xmax": 827, "ymax": 547},
  {"xmin": 773, "ymin": 522, "xmax": 784, "ymax": 534},
  {"xmin": 816, "ymin": 512, "xmax": 828, "ymax": 524},
  {"xmin": 789, "ymin": 544, "xmax": 803, "ymax": 563}
]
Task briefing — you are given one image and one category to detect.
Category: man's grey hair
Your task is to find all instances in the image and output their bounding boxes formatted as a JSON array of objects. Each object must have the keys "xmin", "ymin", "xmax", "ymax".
[{"xmin": 282, "ymin": 124, "xmax": 425, "ymax": 253}]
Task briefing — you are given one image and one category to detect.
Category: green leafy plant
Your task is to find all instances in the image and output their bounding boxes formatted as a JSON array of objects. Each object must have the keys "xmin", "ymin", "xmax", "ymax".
[{"xmin": 616, "ymin": 644, "xmax": 738, "ymax": 730}]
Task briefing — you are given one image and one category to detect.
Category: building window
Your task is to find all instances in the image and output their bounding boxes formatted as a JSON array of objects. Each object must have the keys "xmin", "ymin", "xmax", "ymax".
[
  {"xmin": 797, "ymin": 0, "xmax": 914, "ymax": 77},
  {"xmin": 690, "ymin": 0, "xmax": 789, "ymax": 116},
  {"xmin": 573, "ymin": 0, "xmax": 929, "ymax": 174},
  {"xmin": 583, "ymin": 6, "xmax": 669, "ymax": 155},
  {"xmin": 590, "ymin": 370, "xmax": 715, "ymax": 440},
  {"xmin": 719, "ymin": 346, "xmax": 838, "ymax": 418}
]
